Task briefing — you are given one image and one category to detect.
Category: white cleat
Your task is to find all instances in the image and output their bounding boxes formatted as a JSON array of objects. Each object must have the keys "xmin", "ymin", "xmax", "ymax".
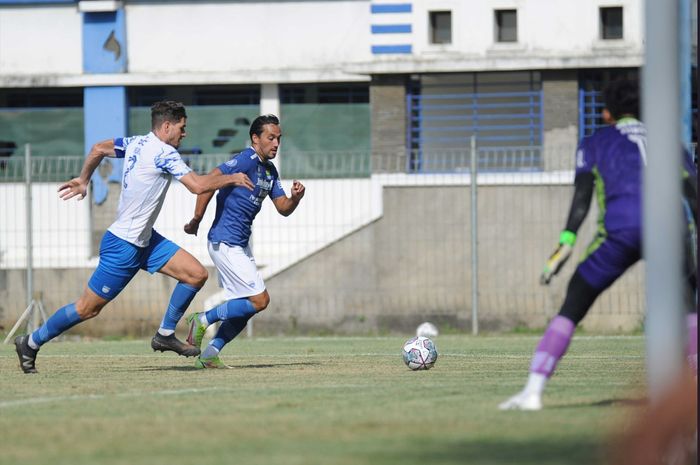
[{"xmin": 498, "ymin": 391, "xmax": 542, "ymax": 411}]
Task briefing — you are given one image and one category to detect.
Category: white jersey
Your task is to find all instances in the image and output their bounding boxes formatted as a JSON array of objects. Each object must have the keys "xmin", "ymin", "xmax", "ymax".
[{"xmin": 108, "ymin": 132, "xmax": 192, "ymax": 247}]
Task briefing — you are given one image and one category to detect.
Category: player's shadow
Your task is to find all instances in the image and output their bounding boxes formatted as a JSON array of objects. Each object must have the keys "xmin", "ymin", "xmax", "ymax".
[
  {"xmin": 552, "ymin": 397, "xmax": 647, "ymax": 408},
  {"xmin": 133, "ymin": 361, "xmax": 321, "ymax": 372},
  {"xmin": 230, "ymin": 361, "xmax": 321, "ymax": 369}
]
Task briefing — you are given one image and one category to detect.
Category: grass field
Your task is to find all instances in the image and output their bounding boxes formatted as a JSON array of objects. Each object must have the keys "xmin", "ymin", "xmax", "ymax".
[{"xmin": 0, "ymin": 334, "xmax": 648, "ymax": 465}]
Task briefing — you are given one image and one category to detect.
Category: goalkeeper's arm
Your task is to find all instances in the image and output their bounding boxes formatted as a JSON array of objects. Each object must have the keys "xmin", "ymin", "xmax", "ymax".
[{"xmin": 540, "ymin": 172, "xmax": 594, "ymax": 285}]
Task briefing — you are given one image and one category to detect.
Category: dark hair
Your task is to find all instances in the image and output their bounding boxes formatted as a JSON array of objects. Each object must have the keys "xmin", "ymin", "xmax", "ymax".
[
  {"xmin": 249, "ymin": 114, "xmax": 280, "ymax": 140},
  {"xmin": 151, "ymin": 101, "xmax": 187, "ymax": 129},
  {"xmin": 603, "ymin": 80, "xmax": 639, "ymax": 120}
]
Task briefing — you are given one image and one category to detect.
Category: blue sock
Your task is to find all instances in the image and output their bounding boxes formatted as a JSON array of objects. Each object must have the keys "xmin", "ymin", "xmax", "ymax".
[
  {"xmin": 204, "ymin": 298, "xmax": 255, "ymax": 325},
  {"xmin": 160, "ymin": 283, "xmax": 200, "ymax": 331},
  {"xmin": 31, "ymin": 303, "xmax": 82, "ymax": 347},
  {"xmin": 210, "ymin": 316, "xmax": 252, "ymax": 352}
]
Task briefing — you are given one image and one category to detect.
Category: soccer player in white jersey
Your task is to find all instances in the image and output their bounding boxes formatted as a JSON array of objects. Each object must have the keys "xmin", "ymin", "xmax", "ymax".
[
  {"xmin": 14, "ymin": 101, "xmax": 255, "ymax": 374},
  {"xmin": 183, "ymin": 114, "xmax": 305, "ymax": 369}
]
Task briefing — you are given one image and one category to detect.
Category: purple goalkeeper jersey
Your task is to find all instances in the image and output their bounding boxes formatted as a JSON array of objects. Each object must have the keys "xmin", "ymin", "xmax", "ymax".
[{"xmin": 575, "ymin": 118, "xmax": 646, "ymax": 233}]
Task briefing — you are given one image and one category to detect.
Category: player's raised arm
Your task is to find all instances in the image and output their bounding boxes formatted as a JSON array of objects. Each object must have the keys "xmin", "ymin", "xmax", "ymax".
[
  {"xmin": 272, "ymin": 180, "xmax": 305, "ymax": 217},
  {"xmin": 179, "ymin": 168, "xmax": 254, "ymax": 196},
  {"xmin": 58, "ymin": 139, "xmax": 116, "ymax": 201}
]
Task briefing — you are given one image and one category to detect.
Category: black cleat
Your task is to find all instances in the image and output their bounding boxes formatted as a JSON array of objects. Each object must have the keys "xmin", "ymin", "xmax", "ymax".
[
  {"xmin": 14, "ymin": 335, "xmax": 38, "ymax": 374},
  {"xmin": 151, "ymin": 333, "xmax": 200, "ymax": 357}
]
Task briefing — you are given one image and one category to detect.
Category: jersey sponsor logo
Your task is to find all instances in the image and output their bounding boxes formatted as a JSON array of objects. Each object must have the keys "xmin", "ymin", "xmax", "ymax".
[
  {"xmin": 226, "ymin": 158, "xmax": 238, "ymax": 168},
  {"xmin": 576, "ymin": 149, "xmax": 585, "ymax": 168},
  {"xmin": 102, "ymin": 285, "xmax": 111, "ymax": 294}
]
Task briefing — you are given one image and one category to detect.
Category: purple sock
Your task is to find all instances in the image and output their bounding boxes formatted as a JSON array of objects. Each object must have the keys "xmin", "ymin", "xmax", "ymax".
[
  {"xmin": 530, "ymin": 315, "xmax": 576, "ymax": 378},
  {"xmin": 687, "ymin": 313, "xmax": 697, "ymax": 374}
]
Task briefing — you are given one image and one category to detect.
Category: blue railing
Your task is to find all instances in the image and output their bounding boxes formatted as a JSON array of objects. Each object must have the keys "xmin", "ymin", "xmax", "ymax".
[
  {"xmin": 578, "ymin": 89, "xmax": 606, "ymax": 139},
  {"xmin": 407, "ymin": 88, "xmax": 543, "ymax": 172}
]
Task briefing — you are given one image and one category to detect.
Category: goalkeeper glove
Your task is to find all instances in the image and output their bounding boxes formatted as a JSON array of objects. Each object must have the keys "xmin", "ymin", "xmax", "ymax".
[{"xmin": 540, "ymin": 230, "xmax": 576, "ymax": 285}]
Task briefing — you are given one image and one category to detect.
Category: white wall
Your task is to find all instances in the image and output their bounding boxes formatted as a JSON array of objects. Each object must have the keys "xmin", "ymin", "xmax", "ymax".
[
  {"xmin": 0, "ymin": 5, "xmax": 82, "ymax": 76},
  {"xmin": 126, "ymin": 1, "xmax": 371, "ymax": 80},
  {"xmin": 0, "ymin": 0, "xmax": 646, "ymax": 86}
]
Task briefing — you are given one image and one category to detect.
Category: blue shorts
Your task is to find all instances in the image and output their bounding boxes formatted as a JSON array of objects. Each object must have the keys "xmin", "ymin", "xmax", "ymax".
[
  {"xmin": 87, "ymin": 230, "xmax": 180, "ymax": 301},
  {"xmin": 577, "ymin": 228, "xmax": 641, "ymax": 291}
]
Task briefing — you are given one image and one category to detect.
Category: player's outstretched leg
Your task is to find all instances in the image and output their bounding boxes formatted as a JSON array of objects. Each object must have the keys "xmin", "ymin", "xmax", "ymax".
[
  {"xmin": 14, "ymin": 302, "xmax": 84, "ymax": 374},
  {"xmin": 14, "ymin": 335, "xmax": 38, "ymax": 374},
  {"xmin": 499, "ymin": 315, "xmax": 576, "ymax": 411}
]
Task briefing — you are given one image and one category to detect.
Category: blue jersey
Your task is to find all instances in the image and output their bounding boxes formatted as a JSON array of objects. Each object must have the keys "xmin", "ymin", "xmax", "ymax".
[
  {"xmin": 575, "ymin": 119, "xmax": 646, "ymax": 232},
  {"xmin": 208, "ymin": 147, "xmax": 286, "ymax": 247}
]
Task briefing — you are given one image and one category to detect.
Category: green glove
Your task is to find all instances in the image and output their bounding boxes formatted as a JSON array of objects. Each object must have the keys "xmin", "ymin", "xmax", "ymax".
[{"xmin": 540, "ymin": 231, "xmax": 576, "ymax": 285}]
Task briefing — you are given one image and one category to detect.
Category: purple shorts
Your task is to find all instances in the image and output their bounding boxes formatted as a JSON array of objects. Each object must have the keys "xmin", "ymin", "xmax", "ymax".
[{"xmin": 577, "ymin": 228, "xmax": 641, "ymax": 291}]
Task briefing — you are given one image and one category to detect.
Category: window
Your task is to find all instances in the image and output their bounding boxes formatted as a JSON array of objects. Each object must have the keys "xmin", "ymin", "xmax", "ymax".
[
  {"xmin": 429, "ymin": 11, "xmax": 452, "ymax": 44},
  {"xmin": 600, "ymin": 7, "xmax": 623, "ymax": 39},
  {"xmin": 495, "ymin": 9, "xmax": 517, "ymax": 43}
]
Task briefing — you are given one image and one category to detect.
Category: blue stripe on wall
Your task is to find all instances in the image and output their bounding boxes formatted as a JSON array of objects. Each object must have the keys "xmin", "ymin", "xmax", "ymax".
[
  {"xmin": 371, "ymin": 24, "xmax": 412, "ymax": 34},
  {"xmin": 371, "ymin": 4, "xmax": 412, "ymax": 14},
  {"xmin": 371, "ymin": 45, "xmax": 412, "ymax": 54}
]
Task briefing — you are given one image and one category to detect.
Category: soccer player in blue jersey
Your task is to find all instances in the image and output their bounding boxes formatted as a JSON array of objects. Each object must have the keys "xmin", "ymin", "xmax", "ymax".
[
  {"xmin": 14, "ymin": 101, "xmax": 255, "ymax": 374},
  {"xmin": 183, "ymin": 114, "xmax": 305, "ymax": 369},
  {"xmin": 499, "ymin": 80, "xmax": 698, "ymax": 410}
]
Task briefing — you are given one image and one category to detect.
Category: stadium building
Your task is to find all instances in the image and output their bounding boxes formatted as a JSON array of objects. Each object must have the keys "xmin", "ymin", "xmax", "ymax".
[{"xmin": 0, "ymin": 0, "xmax": 696, "ymax": 334}]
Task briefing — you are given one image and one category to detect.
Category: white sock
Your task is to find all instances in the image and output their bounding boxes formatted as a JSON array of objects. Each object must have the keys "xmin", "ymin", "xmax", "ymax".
[
  {"xmin": 27, "ymin": 334, "xmax": 39, "ymax": 350},
  {"xmin": 157, "ymin": 328, "xmax": 175, "ymax": 336},
  {"xmin": 199, "ymin": 313, "xmax": 209, "ymax": 325},
  {"xmin": 524, "ymin": 372, "xmax": 547, "ymax": 396},
  {"xmin": 201, "ymin": 345, "xmax": 220, "ymax": 359}
]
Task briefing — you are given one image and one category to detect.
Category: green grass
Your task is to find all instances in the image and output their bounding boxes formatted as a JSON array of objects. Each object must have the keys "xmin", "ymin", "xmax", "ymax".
[{"xmin": 0, "ymin": 335, "xmax": 647, "ymax": 465}]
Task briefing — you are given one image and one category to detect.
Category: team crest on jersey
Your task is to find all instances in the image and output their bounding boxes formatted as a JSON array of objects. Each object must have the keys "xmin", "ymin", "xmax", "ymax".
[{"xmin": 225, "ymin": 159, "xmax": 238, "ymax": 168}]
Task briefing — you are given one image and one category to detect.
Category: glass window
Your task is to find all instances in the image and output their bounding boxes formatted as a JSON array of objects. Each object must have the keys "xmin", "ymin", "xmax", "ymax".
[
  {"xmin": 429, "ymin": 11, "xmax": 452, "ymax": 44},
  {"xmin": 600, "ymin": 7, "xmax": 623, "ymax": 40},
  {"xmin": 495, "ymin": 9, "xmax": 517, "ymax": 43}
]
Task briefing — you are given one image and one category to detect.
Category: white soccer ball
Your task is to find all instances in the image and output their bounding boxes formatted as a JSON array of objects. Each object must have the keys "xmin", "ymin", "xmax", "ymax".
[
  {"xmin": 402, "ymin": 336, "xmax": 438, "ymax": 370},
  {"xmin": 416, "ymin": 321, "xmax": 439, "ymax": 338}
]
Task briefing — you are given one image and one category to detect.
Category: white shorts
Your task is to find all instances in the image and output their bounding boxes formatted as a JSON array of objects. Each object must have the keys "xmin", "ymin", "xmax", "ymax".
[{"xmin": 208, "ymin": 242, "xmax": 265, "ymax": 299}]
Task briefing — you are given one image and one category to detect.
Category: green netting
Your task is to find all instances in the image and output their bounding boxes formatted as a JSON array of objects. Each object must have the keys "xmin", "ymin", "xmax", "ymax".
[
  {"xmin": 279, "ymin": 103, "xmax": 370, "ymax": 178},
  {"xmin": 0, "ymin": 104, "xmax": 371, "ymax": 181},
  {"xmin": 129, "ymin": 104, "xmax": 260, "ymax": 157},
  {"xmin": 0, "ymin": 108, "xmax": 85, "ymax": 157}
]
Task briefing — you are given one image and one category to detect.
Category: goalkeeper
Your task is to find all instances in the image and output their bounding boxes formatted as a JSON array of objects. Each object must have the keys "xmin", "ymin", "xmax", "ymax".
[{"xmin": 499, "ymin": 79, "xmax": 698, "ymax": 411}]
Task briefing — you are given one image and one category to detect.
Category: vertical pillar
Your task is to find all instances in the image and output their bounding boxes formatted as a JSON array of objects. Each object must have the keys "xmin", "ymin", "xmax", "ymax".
[
  {"xmin": 81, "ymin": 6, "xmax": 128, "ymax": 203},
  {"xmin": 260, "ymin": 83, "xmax": 281, "ymax": 169},
  {"xmin": 541, "ymin": 70, "xmax": 578, "ymax": 171}
]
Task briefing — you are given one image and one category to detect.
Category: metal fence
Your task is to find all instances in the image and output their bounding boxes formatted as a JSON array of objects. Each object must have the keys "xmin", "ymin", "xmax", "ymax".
[{"xmin": 0, "ymin": 146, "xmax": 646, "ymax": 338}]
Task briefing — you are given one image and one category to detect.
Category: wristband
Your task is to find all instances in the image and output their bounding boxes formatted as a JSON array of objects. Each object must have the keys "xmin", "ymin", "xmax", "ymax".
[{"xmin": 559, "ymin": 230, "xmax": 576, "ymax": 246}]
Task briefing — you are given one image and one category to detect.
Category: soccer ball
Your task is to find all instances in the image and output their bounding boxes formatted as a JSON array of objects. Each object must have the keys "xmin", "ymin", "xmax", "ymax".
[
  {"xmin": 416, "ymin": 321, "xmax": 439, "ymax": 338},
  {"xmin": 402, "ymin": 336, "xmax": 438, "ymax": 370}
]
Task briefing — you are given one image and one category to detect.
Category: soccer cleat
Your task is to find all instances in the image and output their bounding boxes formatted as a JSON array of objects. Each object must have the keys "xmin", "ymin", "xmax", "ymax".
[
  {"xmin": 498, "ymin": 390, "xmax": 543, "ymax": 411},
  {"xmin": 151, "ymin": 332, "xmax": 200, "ymax": 357},
  {"xmin": 194, "ymin": 355, "xmax": 230, "ymax": 369},
  {"xmin": 14, "ymin": 335, "xmax": 38, "ymax": 374},
  {"xmin": 186, "ymin": 312, "xmax": 207, "ymax": 349}
]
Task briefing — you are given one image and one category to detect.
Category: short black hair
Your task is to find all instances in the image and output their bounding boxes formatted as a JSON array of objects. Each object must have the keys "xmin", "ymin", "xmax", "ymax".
[
  {"xmin": 603, "ymin": 79, "xmax": 639, "ymax": 120},
  {"xmin": 151, "ymin": 101, "xmax": 187, "ymax": 130},
  {"xmin": 249, "ymin": 114, "xmax": 280, "ymax": 140}
]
